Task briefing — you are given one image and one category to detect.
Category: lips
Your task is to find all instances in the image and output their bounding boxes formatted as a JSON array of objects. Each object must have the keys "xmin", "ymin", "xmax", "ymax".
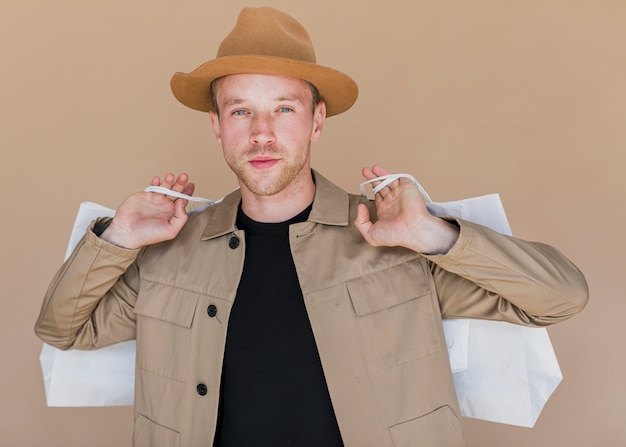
[{"xmin": 249, "ymin": 157, "xmax": 279, "ymax": 170}]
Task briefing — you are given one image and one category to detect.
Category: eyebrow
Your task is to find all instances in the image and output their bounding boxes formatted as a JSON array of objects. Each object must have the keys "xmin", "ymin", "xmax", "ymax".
[
  {"xmin": 222, "ymin": 98, "xmax": 245, "ymax": 107},
  {"xmin": 222, "ymin": 94, "xmax": 305, "ymax": 108},
  {"xmin": 275, "ymin": 94, "xmax": 304, "ymax": 103}
]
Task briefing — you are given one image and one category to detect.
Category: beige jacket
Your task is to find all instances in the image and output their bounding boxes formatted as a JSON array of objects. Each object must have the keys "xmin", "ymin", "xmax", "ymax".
[{"xmin": 35, "ymin": 172, "xmax": 588, "ymax": 447}]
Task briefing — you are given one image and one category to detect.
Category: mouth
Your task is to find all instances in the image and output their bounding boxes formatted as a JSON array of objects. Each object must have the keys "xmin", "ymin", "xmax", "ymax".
[{"xmin": 249, "ymin": 156, "xmax": 280, "ymax": 170}]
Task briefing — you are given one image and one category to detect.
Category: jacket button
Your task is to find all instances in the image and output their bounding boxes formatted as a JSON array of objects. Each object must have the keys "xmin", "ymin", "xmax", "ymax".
[
  {"xmin": 196, "ymin": 383, "xmax": 208, "ymax": 396},
  {"xmin": 207, "ymin": 304, "xmax": 217, "ymax": 318},
  {"xmin": 228, "ymin": 236, "xmax": 240, "ymax": 249}
]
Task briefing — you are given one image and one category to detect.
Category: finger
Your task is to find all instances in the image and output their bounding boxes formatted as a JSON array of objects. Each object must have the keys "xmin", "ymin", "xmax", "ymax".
[
  {"xmin": 147, "ymin": 175, "xmax": 176, "ymax": 202},
  {"xmin": 182, "ymin": 182, "xmax": 195, "ymax": 196},
  {"xmin": 171, "ymin": 173, "xmax": 190, "ymax": 193},
  {"xmin": 154, "ymin": 173, "xmax": 193, "ymax": 201},
  {"xmin": 371, "ymin": 164, "xmax": 391, "ymax": 178},
  {"xmin": 160, "ymin": 173, "xmax": 177, "ymax": 189},
  {"xmin": 361, "ymin": 167, "xmax": 387, "ymax": 200},
  {"xmin": 362, "ymin": 165, "xmax": 396, "ymax": 200},
  {"xmin": 172, "ymin": 198, "xmax": 190, "ymax": 226},
  {"xmin": 354, "ymin": 203, "xmax": 375, "ymax": 245},
  {"xmin": 361, "ymin": 166, "xmax": 377, "ymax": 181},
  {"xmin": 370, "ymin": 165, "xmax": 400, "ymax": 197}
]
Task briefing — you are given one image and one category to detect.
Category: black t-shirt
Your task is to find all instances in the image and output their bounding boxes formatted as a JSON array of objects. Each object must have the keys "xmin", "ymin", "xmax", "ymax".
[{"xmin": 213, "ymin": 204, "xmax": 344, "ymax": 447}]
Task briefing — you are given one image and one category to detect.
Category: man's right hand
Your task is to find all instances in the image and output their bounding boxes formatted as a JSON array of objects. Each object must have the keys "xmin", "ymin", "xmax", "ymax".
[{"xmin": 100, "ymin": 173, "xmax": 195, "ymax": 249}]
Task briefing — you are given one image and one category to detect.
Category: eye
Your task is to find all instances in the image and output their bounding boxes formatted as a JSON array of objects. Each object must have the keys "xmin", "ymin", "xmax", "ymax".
[
  {"xmin": 278, "ymin": 106, "xmax": 293, "ymax": 113},
  {"xmin": 231, "ymin": 109, "xmax": 248, "ymax": 116}
]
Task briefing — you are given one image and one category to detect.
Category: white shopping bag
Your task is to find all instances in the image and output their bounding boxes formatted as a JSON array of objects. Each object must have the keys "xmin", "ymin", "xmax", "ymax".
[
  {"xmin": 429, "ymin": 193, "xmax": 563, "ymax": 427},
  {"xmin": 40, "ymin": 339, "xmax": 136, "ymax": 407},
  {"xmin": 450, "ymin": 319, "xmax": 562, "ymax": 427},
  {"xmin": 39, "ymin": 202, "xmax": 136, "ymax": 407}
]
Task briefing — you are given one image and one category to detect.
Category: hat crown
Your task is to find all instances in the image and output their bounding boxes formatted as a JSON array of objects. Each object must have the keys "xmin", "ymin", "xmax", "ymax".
[{"xmin": 216, "ymin": 7, "xmax": 317, "ymax": 63}]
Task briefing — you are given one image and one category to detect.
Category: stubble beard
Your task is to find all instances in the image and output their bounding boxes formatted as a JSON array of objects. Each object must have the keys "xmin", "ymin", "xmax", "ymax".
[{"xmin": 226, "ymin": 145, "xmax": 311, "ymax": 197}]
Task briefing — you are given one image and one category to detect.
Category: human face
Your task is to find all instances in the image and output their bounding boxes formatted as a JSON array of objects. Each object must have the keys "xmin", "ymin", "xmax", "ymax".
[{"xmin": 209, "ymin": 74, "xmax": 325, "ymax": 198}]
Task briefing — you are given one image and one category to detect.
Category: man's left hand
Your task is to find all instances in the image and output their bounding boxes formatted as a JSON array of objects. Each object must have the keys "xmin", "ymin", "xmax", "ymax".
[{"xmin": 355, "ymin": 165, "xmax": 460, "ymax": 255}]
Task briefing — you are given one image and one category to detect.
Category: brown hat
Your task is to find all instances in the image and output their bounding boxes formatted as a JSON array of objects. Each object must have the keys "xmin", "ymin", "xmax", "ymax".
[{"xmin": 170, "ymin": 7, "xmax": 358, "ymax": 117}]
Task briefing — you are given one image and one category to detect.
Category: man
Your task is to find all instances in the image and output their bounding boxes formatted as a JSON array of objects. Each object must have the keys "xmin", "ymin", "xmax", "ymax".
[{"xmin": 35, "ymin": 7, "xmax": 588, "ymax": 447}]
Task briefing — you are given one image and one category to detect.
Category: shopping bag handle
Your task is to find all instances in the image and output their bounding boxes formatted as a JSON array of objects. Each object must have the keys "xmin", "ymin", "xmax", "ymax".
[
  {"xmin": 144, "ymin": 186, "xmax": 216, "ymax": 205},
  {"xmin": 359, "ymin": 174, "xmax": 432, "ymax": 203}
]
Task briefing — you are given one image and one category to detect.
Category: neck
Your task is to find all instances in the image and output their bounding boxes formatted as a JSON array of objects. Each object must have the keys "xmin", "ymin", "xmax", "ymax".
[{"xmin": 239, "ymin": 172, "xmax": 316, "ymax": 223}]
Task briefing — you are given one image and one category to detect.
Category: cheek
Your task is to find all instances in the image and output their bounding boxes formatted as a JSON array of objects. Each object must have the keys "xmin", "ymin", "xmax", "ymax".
[
  {"xmin": 283, "ymin": 122, "xmax": 313, "ymax": 144},
  {"xmin": 220, "ymin": 125, "xmax": 248, "ymax": 149}
]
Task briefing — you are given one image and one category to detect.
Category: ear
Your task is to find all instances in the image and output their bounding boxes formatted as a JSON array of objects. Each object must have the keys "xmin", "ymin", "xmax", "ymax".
[
  {"xmin": 310, "ymin": 101, "xmax": 326, "ymax": 142},
  {"xmin": 208, "ymin": 111, "xmax": 222, "ymax": 147}
]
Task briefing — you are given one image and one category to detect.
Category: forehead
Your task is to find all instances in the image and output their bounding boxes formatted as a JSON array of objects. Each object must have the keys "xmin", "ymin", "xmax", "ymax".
[{"xmin": 213, "ymin": 74, "xmax": 313, "ymax": 102}]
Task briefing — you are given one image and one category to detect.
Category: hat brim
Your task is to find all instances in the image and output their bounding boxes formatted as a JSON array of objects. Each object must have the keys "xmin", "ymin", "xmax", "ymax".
[{"xmin": 170, "ymin": 55, "xmax": 358, "ymax": 117}]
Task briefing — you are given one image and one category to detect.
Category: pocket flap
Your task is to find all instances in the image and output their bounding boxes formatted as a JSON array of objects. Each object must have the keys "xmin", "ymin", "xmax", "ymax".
[
  {"xmin": 134, "ymin": 280, "xmax": 200, "ymax": 328},
  {"xmin": 347, "ymin": 261, "xmax": 429, "ymax": 316}
]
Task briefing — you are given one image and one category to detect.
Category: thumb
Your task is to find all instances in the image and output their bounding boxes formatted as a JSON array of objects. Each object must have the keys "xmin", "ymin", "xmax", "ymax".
[
  {"xmin": 355, "ymin": 203, "xmax": 374, "ymax": 242},
  {"xmin": 170, "ymin": 199, "xmax": 189, "ymax": 233}
]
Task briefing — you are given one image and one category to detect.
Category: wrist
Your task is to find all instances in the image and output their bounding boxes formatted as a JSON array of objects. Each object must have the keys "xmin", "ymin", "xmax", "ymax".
[
  {"xmin": 409, "ymin": 217, "xmax": 460, "ymax": 255},
  {"xmin": 99, "ymin": 221, "xmax": 142, "ymax": 250}
]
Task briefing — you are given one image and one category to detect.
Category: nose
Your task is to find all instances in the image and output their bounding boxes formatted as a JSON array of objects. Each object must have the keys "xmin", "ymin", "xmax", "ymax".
[{"xmin": 249, "ymin": 113, "xmax": 275, "ymax": 146}]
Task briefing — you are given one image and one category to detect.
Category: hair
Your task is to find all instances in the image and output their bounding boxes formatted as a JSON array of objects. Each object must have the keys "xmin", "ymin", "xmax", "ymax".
[{"xmin": 210, "ymin": 78, "xmax": 321, "ymax": 117}]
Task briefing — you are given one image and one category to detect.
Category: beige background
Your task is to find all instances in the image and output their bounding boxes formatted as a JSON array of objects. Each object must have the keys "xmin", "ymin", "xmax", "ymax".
[{"xmin": 1, "ymin": 0, "xmax": 624, "ymax": 446}]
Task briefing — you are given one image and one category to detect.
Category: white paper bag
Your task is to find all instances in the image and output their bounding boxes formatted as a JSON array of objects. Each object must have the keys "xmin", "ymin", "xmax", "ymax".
[
  {"xmin": 442, "ymin": 319, "xmax": 470, "ymax": 373},
  {"xmin": 40, "ymin": 339, "xmax": 136, "ymax": 407},
  {"xmin": 450, "ymin": 319, "xmax": 562, "ymax": 427},
  {"xmin": 40, "ymin": 202, "xmax": 136, "ymax": 407},
  {"xmin": 431, "ymin": 194, "xmax": 563, "ymax": 427}
]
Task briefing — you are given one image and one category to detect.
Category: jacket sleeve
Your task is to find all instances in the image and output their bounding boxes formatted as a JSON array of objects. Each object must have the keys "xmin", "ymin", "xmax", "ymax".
[
  {"xmin": 425, "ymin": 219, "xmax": 589, "ymax": 327},
  {"xmin": 34, "ymin": 219, "xmax": 142, "ymax": 350}
]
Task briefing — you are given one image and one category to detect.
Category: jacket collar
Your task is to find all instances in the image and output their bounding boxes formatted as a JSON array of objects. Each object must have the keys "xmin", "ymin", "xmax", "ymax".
[{"xmin": 200, "ymin": 170, "xmax": 350, "ymax": 240}]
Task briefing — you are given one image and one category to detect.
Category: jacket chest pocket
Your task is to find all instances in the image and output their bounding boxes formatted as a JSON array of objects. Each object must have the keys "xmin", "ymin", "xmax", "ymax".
[
  {"xmin": 134, "ymin": 280, "xmax": 201, "ymax": 382},
  {"xmin": 347, "ymin": 259, "xmax": 441, "ymax": 370}
]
